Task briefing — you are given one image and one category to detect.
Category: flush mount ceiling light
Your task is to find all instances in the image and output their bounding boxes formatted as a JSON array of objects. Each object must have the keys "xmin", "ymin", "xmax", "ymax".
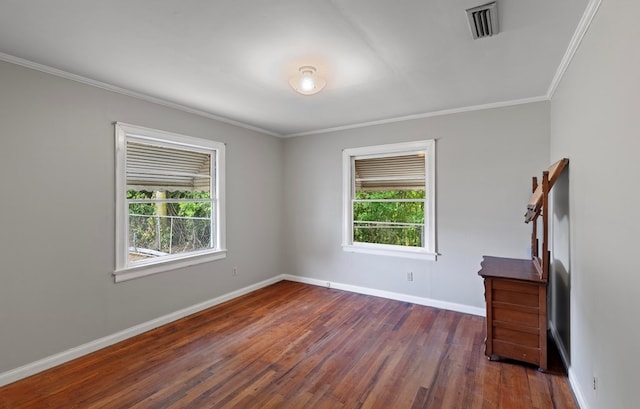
[{"xmin": 289, "ymin": 66, "xmax": 326, "ymax": 96}]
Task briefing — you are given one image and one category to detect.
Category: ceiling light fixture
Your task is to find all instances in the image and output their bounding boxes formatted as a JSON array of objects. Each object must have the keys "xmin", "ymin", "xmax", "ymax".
[{"xmin": 289, "ymin": 66, "xmax": 326, "ymax": 96}]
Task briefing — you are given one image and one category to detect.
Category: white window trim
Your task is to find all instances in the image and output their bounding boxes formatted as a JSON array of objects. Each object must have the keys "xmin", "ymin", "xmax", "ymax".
[
  {"xmin": 114, "ymin": 122, "xmax": 226, "ymax": 282},
  {"xmin": 342, "ymin": 140, "xmax": 437, "ymax": 261}
]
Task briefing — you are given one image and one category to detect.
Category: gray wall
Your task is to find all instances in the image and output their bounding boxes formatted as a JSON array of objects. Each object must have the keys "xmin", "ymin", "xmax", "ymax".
[
  {"xmin": 0, "ymin": 60, "xmax": 285, "ymax": 373},
  {"xmin": 3, "ymin": 5, "xmax": 638, "ymax": 407},
  {"xmin": 550, "ymin": 0, "xmax": 640, "ymax": 407},
  {"xmin": 283, "ymin": 102, "xmax": 550, "ymax": 309}
]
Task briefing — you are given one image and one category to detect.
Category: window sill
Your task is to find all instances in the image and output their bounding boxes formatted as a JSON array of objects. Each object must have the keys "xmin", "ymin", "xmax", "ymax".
[
  {"xmin": 113, "ymin": 249, "xmax": 227, "ymax": 283},
  {"xmin": 342, "ymin": 244, "xmax": 437, "ymax": 261}
]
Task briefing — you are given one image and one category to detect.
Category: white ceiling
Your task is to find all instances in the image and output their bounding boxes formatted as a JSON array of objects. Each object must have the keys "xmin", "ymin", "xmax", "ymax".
[{"xmin": 0, "ymin": 0, "xmax": 589, "ymax": 137}]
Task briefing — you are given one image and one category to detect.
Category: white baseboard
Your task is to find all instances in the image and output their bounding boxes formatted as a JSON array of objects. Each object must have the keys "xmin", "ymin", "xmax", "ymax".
[
  {"xmin": 0, "ymin": 275, "xmax": 283, "ymax": 387},
  {"xmin": 1, "ymin": 273, "xmax": 485, "ymax": 387},
  {"xmin": 549, "ymin": 322, "xmax": 588, "ymax": 409},
  {"xmin": 568, "ymin": 367, "xmax": 589, "ymax": 409},
  {"xmin": 282, "ymin": 274, "xmax": 486, "ymax": 316}
]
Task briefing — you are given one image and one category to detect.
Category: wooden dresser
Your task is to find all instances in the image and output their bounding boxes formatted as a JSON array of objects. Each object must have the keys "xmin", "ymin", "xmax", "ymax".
[
  {"xmin": 478, "ymin": 158, "xmax": 568, "ymax": 371},
  {"xmin": 479, "ymin": 256, "xmax": 547, "ymax": 369}
]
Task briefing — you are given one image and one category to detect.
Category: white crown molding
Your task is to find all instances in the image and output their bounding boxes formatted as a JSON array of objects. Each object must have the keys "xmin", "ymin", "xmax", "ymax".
[
  {"xmin": 0, "ymin": 0, "xmax": 600, "ymax": 141},
  {"xmin": 0, "ymin": 52, "xmax": 282, "ymax": 138},
  {"xmin": 289, "ymin": 0, "xmax": 602, "ymax": 139},
  {"xmin": 547, "ymin": 0, "xmax": 602, "ymax": 99},
  {"xmin": 283, "ymin": 96, "xmax": 550, "ymax": 138},
  {"xmin": 282, "ymin": 274, "xmax": 486, "ymax": 317},
  {"xmin": 0, "ymin": 52, "xmax": 549, "ymax": 140}
]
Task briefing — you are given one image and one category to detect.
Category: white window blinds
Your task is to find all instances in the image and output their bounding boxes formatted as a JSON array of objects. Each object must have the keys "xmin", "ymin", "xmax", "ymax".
[
  {"xmin": 126, "ymin": 142, "xmax": 213, "ymax": 192},
  {"xmin": 354, "ymin": 154, "xmax": 426, "ymax": 191}
]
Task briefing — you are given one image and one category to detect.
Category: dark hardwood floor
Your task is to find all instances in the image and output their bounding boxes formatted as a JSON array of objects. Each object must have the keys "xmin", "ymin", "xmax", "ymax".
[{"xmin": 0, "ymin": 281, "xmax": 578, "ymax": 408}]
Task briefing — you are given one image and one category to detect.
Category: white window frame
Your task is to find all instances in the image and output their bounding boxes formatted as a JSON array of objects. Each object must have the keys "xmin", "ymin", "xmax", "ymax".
[
  {"xmin": 342, "ymin": 140, "xmax": 436, "ymax": 260},
  {"xmin": 114, "ymin": 122, "xmax": 226, "ymax": 282}
]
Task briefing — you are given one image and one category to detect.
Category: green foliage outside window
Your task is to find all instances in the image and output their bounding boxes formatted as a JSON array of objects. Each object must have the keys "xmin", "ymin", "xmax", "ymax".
[
  {"xmin": 127, "ymin": 190, "xmax": 212, "ymax": 257},
  {"xmin": 127, "ymin": 190, "xmax": 211, "ymax": 217},
  {"xmin": 353, "ymin": 190, "xmax": 425, "ymax": 247}
]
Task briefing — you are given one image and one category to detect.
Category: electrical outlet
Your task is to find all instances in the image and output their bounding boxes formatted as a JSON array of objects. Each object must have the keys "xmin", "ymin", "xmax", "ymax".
[
  {"xmin": 593, "ymin": 376, "xmax": 597, "ymax": 391},
  {"xmin": 232, "ymin": 266, "xmax": 238, "ymax": 276},
  {"xmin": 407, "ymin": 272, "xmax": 414, "ymax": 281}
]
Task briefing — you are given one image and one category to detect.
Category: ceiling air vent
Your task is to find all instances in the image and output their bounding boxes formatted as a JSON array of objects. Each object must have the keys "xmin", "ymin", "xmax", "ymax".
[{"xmin": 466, "ymin": 2, "xmax": 499, "ymax": 40}]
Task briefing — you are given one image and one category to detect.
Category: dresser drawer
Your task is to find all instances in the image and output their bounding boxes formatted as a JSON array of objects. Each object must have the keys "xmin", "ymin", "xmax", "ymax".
[
  {"xmin": 492, "ymin": 304, "xmax": 539, "ymax": 327},
  {"xmin": 492, "ymin": 279, "xmax": 539, "ymax": 294},
  {"xmin": 493, "ymin": 325, "xmax": 539, "ymax": 348},
  {"xmin": 492, "ymin": 340, "xmax": 540, "ymax": 366},
  {"xmin": 492, "ymin": 280, "xmax": 540, "ymax": 305},
  {"xmin": 493, "ymin": 288, "xmax": 539, "ymax": 307}
]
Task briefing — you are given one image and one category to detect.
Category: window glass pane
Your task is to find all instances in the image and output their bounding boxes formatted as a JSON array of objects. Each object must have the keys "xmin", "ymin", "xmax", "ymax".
[
  {"xmin": 353, "ymin": 200, "xmax": 424, "ymax": 247},
  {"xmin": 128, "ymin": 201, "xmax": 213, "ymax": 262}
]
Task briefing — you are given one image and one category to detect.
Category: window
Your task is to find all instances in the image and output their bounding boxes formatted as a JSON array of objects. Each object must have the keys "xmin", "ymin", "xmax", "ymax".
[
  {"xmin": 114, "ymin": 123, "xmax": 226, "ymax": 282},
  {"xmin": 342, "ymin": 140, "xmax": 436, "ymax": 260}
]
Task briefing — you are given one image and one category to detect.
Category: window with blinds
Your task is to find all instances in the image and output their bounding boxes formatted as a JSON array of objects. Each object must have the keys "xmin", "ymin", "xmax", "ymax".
[
  {"xmin": 114, "ymin": 123, "xmax": 226, "ymax": 282},
  {"xmin": 342, "ymin": 140, "xmax": 436, "ymax": 260}
]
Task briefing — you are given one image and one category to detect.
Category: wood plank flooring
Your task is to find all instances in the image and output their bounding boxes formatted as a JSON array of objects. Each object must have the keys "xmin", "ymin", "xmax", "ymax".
[{"xmin": 0, "ymin": 281, "xmax": 578, "ymax": 408}]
